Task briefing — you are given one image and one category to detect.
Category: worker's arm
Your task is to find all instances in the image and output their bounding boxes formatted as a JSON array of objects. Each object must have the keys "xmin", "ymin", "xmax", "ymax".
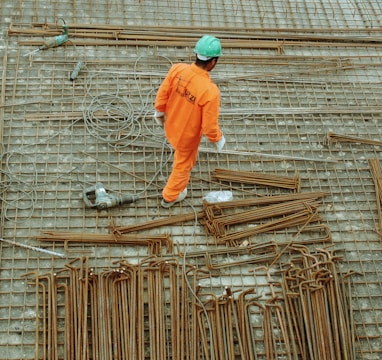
[
  {"xmin": 155, "ymin": 79, "xmax": 170, "ymax": 114},
  {"xmin": 154, "ymin": 64, "xmax": 180, "ymax": 125},
  {"xmin": 155, "ymin": 64, "xmax": 182, "ymax": 113},
  {"xmin": 201, "ymin": 88, "xmax": 225, "ymax": 151},
  {"xmin": 154, "ymin": 74, "xmax": 171, "ymax": 126}
]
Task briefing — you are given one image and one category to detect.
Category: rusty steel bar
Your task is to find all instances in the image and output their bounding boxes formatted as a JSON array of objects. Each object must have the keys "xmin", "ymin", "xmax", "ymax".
[
  {"xmin": 25, "ymin": 249, "xmax": 358, "ymax": 360},
  {"xmin": 369, "ymin": 158, "xmax": 382, "ymax": 238},
  {"xmin": 113, "ymin": 211, "xmax": 206, "ymax": 235},
  {"xmin": 37, "ymin": 230, "xmax": 173, "ymax": 254},
  {"xmin": 204, "ymin": 191, "xmax": 328, "ymax": 210},
  {"xmin": 88, "ymin": 270, "xmax": 99, "ymax": 360},
  {"xmin": 217, "ymin": 209, "xmax": 322, "ymax": 245},
  {"xmin": 280, "ymin": 246, "xmax": 356, "ymax": 360},
  {"xmin": 211, "ymin": 168, "xmax": 301, "ymax": 191},
  {"xmin": 325, "ymin": 131, "xmax": 382, "ymax": 147},
  {"xmin": 205, "ymin": 199, "xmax": 321, "ymax": 237}
]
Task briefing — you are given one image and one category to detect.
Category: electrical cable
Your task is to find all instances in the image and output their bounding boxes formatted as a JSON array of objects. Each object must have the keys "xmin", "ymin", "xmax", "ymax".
[
  {"xmin": 80, "ymin": 56, "xmax": 175, "ymax": 199},
  {"xmin": 0, "ymin": 151, "xmax": 38, "ymax": 223},
  {"xmin": 83, "ymin": 93, "xmax": 141, "ymax": 145},
  {"xmin": 0, "ymin": 119, "xmax": 84, "ymax": 223}
]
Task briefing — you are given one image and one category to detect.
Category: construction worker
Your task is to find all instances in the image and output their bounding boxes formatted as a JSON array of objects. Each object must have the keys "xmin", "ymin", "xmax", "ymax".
[{"xmin": 154, "ymin": 35, "xmax": 226, "ymax": 208}]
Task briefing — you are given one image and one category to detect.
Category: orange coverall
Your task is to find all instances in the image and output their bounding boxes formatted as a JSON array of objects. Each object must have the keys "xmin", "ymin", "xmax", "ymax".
[{"xmin": 155, "ymin": 62, "xmax": 223, "ymax": 202}]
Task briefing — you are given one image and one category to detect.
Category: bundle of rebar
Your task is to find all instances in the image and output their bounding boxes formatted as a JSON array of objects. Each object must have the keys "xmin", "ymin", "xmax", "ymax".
[
  {"xmin": 195, "ymin": 247, "xmax": 355, "ymax": 359},
  {"xmin": 11, "ymin": 23, "xmax": 382, "ymax": 53},
  {"xmin": 211, "ymin": 168, "xmax": 301, "ymax": 191},
  {"xmin": 204, "ymin": 241, "xmax": 277, "ymax": 269},
  {"xmin": 203, "ymin": 192, "xmax": 327, "ymax": 246},
  {"xmin": 325, "ymin": 132, "xmax": 382, "ymax": 147},
  {"xmin": 10, "ymin": 23, "xmax": 284, "ymax": 53},
  {"xmin": 26, "ymin": 257, "xmax": 194, "ymax": 360},
  {"xmin": 26, "ymin": 251, "xmax": 355, "ymax": 360},
  {"xmin": 205, "ymin": 198, "xmax": 321, "ymax": 237},
  {"xmin": 37, "ymin": 230, "xmax": 173, "ymax": 254},
  {"xmin": 281, "ymin": 246, "xmax": 356, "ymax": 360},
  {"xmin": 194, "ymin": 288, "xmax": 261, "ymax": 359}
]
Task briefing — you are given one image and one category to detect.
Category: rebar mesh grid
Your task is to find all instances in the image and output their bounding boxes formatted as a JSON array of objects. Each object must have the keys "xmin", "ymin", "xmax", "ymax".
[
  {"xmin": 3, "ymin": 0, "xmax": 382, "ymax": 29},
  {"xmin": 1, "ymin": 0, "xmax": 382, "ymax": 359}
]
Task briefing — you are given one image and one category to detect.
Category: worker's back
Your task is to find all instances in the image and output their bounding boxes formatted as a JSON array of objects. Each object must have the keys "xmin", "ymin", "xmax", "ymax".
[{"xmin": 155, "ymin": 62, "xmax": 221, "ymax": 151}]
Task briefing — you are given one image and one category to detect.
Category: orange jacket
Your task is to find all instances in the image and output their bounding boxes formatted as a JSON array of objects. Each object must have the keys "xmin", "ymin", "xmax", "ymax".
[{"xmin": 155, "ymin": 63, "xmax": 222, "ymax": 151}]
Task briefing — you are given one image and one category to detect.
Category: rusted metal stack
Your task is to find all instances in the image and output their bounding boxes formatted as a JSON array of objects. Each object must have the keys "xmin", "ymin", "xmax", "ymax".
[
  {"xmin": 26, "ymin": 250, "xmax": 355, "ymax": 360},
  {"xmin": 203, "ymin": 191, "xmax": 328, "ymax": 246},
  {"xmin": 26, "ymin": 258, "xmax": 192, "ymax": 360}
]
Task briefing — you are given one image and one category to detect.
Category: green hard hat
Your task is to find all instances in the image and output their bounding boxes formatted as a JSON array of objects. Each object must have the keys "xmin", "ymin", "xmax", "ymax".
[{"xmin": 194, "ymin": 35, "xmax": 222, "ymax": 60}]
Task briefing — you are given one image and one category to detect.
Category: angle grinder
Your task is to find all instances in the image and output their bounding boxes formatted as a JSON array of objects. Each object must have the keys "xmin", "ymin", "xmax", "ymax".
[{"xmin": 83, "ymin": 182, "xmax": 139, "ymax": 210}]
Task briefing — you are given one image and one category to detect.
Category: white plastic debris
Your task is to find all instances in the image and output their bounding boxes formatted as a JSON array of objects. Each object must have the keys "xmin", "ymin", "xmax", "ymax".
[{"xmin": 203, "ymin": 190, "xmax": 233, "ymax": 203}]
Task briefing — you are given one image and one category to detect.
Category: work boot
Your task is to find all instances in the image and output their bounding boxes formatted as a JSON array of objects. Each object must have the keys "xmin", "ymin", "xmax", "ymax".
[{"xmin": 161, "ymin": 188, "xmax": 187, "ymax": 208}]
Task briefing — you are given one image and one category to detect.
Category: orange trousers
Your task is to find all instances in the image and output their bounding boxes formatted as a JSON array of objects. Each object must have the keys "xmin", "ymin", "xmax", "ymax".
[{"xmin": 162, "ymin": 147, "xmax": 199, "ymax": 202}]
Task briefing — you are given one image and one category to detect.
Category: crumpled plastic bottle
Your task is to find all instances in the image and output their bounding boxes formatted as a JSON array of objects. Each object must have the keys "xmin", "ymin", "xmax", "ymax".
[{"xmin": 203, "ymin": 190, "xmax": 233, "ymax": 203}]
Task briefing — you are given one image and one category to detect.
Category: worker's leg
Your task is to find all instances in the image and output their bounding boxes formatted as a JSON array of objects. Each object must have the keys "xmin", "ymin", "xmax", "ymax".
[{"xmin": 162, "ymin": 147, "xmax": 198, "ymax": 202}]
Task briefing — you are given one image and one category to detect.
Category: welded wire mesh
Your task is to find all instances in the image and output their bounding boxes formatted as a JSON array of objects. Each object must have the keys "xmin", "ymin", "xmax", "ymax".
[{"xmin": 1, "ymin": 0, "xmax": 382, "ymax": 359}]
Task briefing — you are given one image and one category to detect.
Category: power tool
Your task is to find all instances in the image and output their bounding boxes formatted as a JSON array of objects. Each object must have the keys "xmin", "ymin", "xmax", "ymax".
[
  {"xmin": 83, "ymin": 183, "xmax": 140, "ymax": 210},
  {"xmin": 24, "ymin": 19, "xmax": 69, "ymax": 57}
]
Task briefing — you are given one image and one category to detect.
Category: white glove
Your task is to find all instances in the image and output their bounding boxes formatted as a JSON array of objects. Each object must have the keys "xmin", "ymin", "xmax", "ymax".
[
  {"xmin": 215, "ymin": 134, "xmax": 226, "ymax": 152},
  {"xmin": 154, "ymin": 110, "xmax": 166, "ymax": 126}
]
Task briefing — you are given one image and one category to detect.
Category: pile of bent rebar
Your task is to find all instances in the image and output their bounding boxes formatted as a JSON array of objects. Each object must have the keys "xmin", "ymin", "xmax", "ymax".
[
  {"xmin": 203, "ymin": 191, "xmax": 328, "ymax": 246},
  {"xmin": 26, "ymin": 248, "xmax": 355, "ymax": 360}
]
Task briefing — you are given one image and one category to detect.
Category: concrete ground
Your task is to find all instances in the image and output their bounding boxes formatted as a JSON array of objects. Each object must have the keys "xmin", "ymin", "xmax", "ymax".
[{"xmin": 1, "ymin": 0, "xmax": 382, "ymax": 359}]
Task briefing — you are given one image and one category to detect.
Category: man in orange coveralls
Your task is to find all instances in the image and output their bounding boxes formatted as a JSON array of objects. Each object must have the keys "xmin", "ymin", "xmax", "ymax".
[{"xmin": 154, "ymin": 35, "xmax": 226, "ymax": 208}]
